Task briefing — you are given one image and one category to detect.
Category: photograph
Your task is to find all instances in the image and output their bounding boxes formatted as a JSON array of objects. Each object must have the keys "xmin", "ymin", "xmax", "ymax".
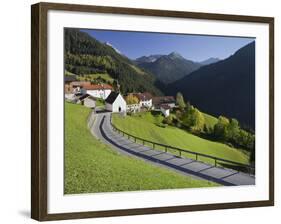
[{"xmin": 64, "ymin": 28, "xmax": 256, "ymax": 194}]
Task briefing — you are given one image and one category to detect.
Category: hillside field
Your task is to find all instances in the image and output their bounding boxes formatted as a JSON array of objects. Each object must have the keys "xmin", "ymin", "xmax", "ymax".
[
  {"xmin": 77, "ymin": 73, "xmax": 114, "ymax": 83},
  {"xmin": 112, "ymin": 112, "xmax": 249, "ymax": 166},
  {"xmin": 64, "ymin": 102, "xmax": 218, "ymax": 194}
]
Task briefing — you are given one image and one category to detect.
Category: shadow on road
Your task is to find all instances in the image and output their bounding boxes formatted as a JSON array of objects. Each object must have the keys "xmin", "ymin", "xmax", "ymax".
[{"xmin": 99, "ymin": 115, "xmax": 238, "ymax": 186}]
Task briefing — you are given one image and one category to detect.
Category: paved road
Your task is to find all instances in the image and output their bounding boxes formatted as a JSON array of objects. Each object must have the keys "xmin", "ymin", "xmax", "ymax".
[{"xmin": 89, "ymin": 112, "xmax": 255, "ymax": 186}]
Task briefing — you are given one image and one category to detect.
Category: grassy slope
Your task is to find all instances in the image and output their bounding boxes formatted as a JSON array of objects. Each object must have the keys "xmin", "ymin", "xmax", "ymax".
[
  {"xmin": 65, "ymin": 70, "xmax": 114, "ymax": 84},
  {"xmin": 77, "ymin": 73, "xmax": 114, "ymax": 83},
  {"xmin": 130, "ymin": 64, "xmax": 147, "ymax": 75},
  {"xmin": 65, "ymin": 102, "xmax": 218, "ymax": 194},
  {"xmin": 112, "ymin": 112, "xmax": 249, "ymax": 165}
]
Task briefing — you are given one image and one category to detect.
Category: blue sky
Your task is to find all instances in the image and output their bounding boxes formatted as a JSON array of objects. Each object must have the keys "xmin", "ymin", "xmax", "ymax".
[{"xmin": 81, "ymin": 29, "xmax": 254, "ymax": 62}]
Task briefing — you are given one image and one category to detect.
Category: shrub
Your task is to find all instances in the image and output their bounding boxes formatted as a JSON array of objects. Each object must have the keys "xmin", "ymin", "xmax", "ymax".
[
  {"xmin": 214, "ymin": 116, "xmax": 230, "ymax": 141},
  {"xmin": 213, "ymin": 116, "xmax": 255, "ymax": 152},
  {"xmin": 182, "ymin": 106, "xmax": 205, "ymax": 132},
  {"xmin": 176, "ymin": 121, "xmax": 182, "ymax": 128},
  {"xmin": 176, "ymin": 92, "xmax": 186, "ymax": 111},
  {"xmin": 126, "ymin": 94, "xmax": 139, "ymax": 105},
  {"xmin": 163, "ymin": 115, "xmax": 173, "ymax": 125}
]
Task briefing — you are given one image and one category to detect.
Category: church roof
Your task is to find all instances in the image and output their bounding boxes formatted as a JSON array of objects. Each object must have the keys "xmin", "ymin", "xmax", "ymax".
[{"xmin": 105, "ymin": 91, "xmax": 119, "ymax": 104}]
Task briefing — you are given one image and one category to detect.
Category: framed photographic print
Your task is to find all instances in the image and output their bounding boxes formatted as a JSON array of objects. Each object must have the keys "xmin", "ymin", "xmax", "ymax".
[{"xmin": 31, "ymin": 2, "xmax": 274, "ymax": 221}]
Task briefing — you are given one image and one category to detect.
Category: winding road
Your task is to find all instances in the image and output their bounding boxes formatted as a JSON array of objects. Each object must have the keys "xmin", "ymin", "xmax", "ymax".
[{"xmin": 89, "ymin": 111, "xmax": 255, "ymax": 186}]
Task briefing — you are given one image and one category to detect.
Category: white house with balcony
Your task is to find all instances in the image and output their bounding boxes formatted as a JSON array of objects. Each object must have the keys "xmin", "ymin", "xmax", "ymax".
[
  {"xmin": 86, "ymin": 84, "xmax": 112, "ymax": 99},
  {"xmin": 126, "ymin": 92, "xmax": 153, "ymax": 109},
  {"xmin": 160, "ymin": 104, "xmax": 170, "ymax": 117},
  {"xmin": 70, "ymin": 81, "xmax": 113, "ymax": 100},
  {"xmin": 136, "ymin": 92, "xmax": 153, "ymax": 108},
  {"xmin": 126, "ymin": 103, "xmax": 141, "ymax": 113},
  {"xmin": 152, "ymin": 96, "xmax": 176, "ymax": 109}
]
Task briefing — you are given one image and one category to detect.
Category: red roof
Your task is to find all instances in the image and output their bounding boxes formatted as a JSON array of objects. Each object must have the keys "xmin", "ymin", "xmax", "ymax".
[
  {"xmin": 71, "ymin": 81, "xmax": 113, "ymax": 90},
  {"xmin": 83, "ymin": 83, "xmax": 113, "ymax": 90}
]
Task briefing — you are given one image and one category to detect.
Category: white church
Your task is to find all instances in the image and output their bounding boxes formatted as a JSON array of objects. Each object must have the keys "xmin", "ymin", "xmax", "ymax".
[{"xmin": 105, "ymin": 91, "xmax": 127, "ymax": 113}]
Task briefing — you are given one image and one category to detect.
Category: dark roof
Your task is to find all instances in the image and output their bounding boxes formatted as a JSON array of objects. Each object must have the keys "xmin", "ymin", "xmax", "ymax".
[
  {"xmin": 79, "ymin": 94, "xmax": 90, "ymax": 101},
  {"xmin": 105, "ymin": 91, "xmax": 119, "ymax": 104},
  {"xmin": 79, "ymin": 94, "xmax": 97, "ymax": 101},
  {"xmin": 152, "ymin": 96, "xmax": 175, "ymax": 105},
  {"xmin": 160, "ymin": 104, "xmax": 170, "ymax": 110},
  {"xmin": 64, "ymin": 76, "xmax": 77, "ymax": 83},
  {"xmin": 135, "ymin": 92, "xmax": 152, "ymax": 101}
]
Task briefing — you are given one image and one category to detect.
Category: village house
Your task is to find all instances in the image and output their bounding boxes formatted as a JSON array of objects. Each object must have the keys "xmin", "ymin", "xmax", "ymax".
[
  {"xmin": 78, "ymin": 94, "xmax": 96, "ymax": 109},
  {"xmin": 69, "ymin": 81, "xmax": 86, "ymax": 95},
  {"xmin": 152, "ymin": 96, "xmax": 176, "ymax": 117},
  {"xmin": 83, "ymin": 83, "xmax": 113, "ymax": 100},
  {"xmin": 67, "ymin": 81, "xmax": 113, "ymax": 99},
  {"xmin": 125, "ymin": 92, "xmax": 153, "ymax": 113},
  {"xmin": 64, "ymin": 76, "xmax": 78, "ymax": 102},
  {"xmin": 152, "ymin": 96, "xmax": 176, "ymax": 109},
  {"xmin": 134, "ymin": 92, "xmax": 153, "ymax": 108},
  {"xmin": 64, "ymin": 76, "xmax": 77, "ymax": 94},
  {"xmin": 105, "ymin": 92, "xmax": 127, "ymax": 113},
  {"xmin": 160, "ymin": 104, "xmax": 171, "ymax": 117}
]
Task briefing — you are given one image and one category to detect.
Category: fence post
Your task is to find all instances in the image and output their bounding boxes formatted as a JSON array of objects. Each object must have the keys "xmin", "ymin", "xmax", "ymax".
[
  {"xmin": 179, "ymin": 150, "xmax": 181, "ymax": 157},
  {"xmin": 215, "ymin": 159, "xmax": 217, "ymax": 167},
  {"xmin": 195, "ymin": 154, "xmax": 198, "ymax": 161},
  {"xmin": 153, "ymin": 143, "xmax": 155, "ymax": 149},
  {"xmin": 165, "ymin": 146, "xmax": 167, "ymax": 152}
]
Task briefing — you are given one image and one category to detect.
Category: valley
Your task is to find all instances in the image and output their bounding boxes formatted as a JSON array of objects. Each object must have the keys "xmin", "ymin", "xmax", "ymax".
[{"xmin": 64, "ymin": 28, "xmax": 256, "ymax": 192}]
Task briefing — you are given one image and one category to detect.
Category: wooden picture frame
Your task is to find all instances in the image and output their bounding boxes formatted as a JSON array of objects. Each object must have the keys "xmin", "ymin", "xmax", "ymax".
[{"xmin": 31, "ymin": 2, "xmax": 274, "ymax": 221}]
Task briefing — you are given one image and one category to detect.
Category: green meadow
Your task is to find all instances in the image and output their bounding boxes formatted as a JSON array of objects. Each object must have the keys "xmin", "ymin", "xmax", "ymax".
[
  {"xmin": 64, "ymin": 102, "xmax": 218, "ymax": 194},
  {"xmin": 112, "ymin": 112, "xmax": 249, "ymax": 166}
]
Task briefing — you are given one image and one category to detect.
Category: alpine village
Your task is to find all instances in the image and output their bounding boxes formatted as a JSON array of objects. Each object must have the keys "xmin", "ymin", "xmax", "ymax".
[{"xmin": 64, "ymin": 28, "xmax": 256, "ymax": 194}]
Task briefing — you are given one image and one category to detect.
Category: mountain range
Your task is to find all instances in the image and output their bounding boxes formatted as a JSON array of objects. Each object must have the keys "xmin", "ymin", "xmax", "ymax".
[
  {"xmin": 135, "ymin": 53, "xmax": 220, "ymax": 84},
  {"xmin": 135, "ymin": 52, "xmax": 200, "ymax": 84},
  {"xmin": 166, "ymin": 42, "xmax": 255, "ymax": 130}
]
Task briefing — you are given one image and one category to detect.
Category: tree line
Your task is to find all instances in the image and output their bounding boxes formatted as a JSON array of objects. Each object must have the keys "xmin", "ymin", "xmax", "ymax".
[{"xmin": 162, "ymin": 92, "xmax": 255, "ymax": 163}]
